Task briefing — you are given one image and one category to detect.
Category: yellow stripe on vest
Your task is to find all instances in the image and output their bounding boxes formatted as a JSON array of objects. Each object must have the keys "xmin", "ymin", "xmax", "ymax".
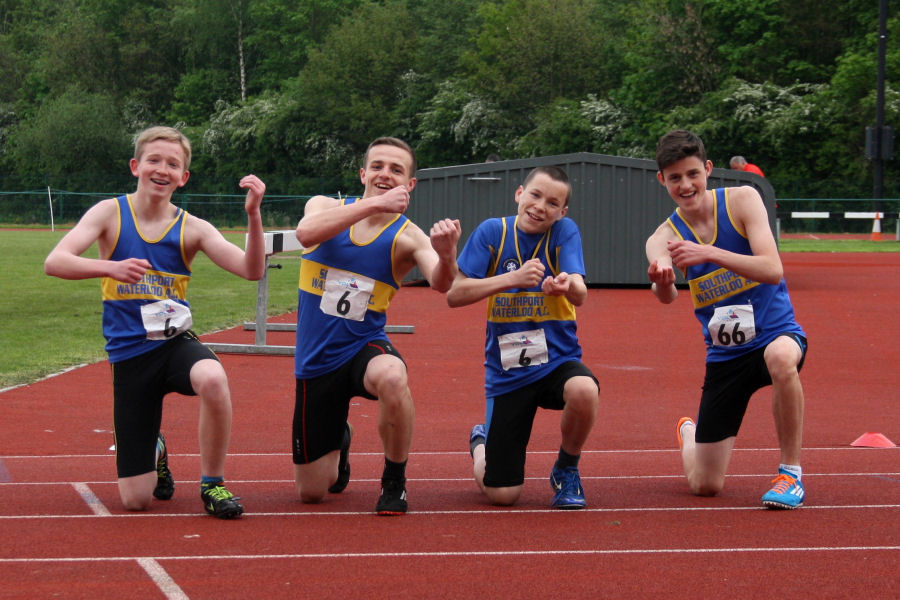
[
  {"xmin": 487, "ymin": 292, "xmax": 576, "ymax": 323},
  {"xmin": 299, "ymin": 258, "xmax": 396, "ymax": 313},
  {"xmin": 101, "ymin": 270, "xmax": 189, "ymax": 301},
  {"xmin": 688, "ymin": 266, "xmax": 760, "ymax": 309}
]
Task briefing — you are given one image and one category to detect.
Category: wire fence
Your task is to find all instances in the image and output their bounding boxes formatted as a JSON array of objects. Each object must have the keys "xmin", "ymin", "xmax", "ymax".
[
  {"xmin": 0, "ymin": 171, "xmax": 354, "ymax": 229},
  {"xmin": 2, "ymin": 188, "xmax": 898, "ymax": 234},
  {"xmin": 0, "ymin": 188, "xmax": 336, "ymax": 229}
]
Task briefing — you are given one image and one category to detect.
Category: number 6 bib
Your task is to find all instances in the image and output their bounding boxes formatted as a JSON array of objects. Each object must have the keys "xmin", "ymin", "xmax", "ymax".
[
  {"xmin": 140, "ymin": 300, "xmax": 193, "ymax": 340},
  {"xmin": 320, "ymin": 268, "xmax": 375, "ymax": 321},
  {"xmin": 709, "ymin": 304, "xmax": 756, "ymax": 347},
  {"xmin": 498, "ymin": 328, "xmax": 549, "ymax": 370}
]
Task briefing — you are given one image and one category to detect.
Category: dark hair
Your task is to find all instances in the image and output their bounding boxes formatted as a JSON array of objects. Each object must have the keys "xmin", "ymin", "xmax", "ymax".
[
  {"xmin": 363, "ymin": 137, "xmax": 417, "ymax": 175},
  {"xmin": 522, "ymin": 165, "xmax": 571, "ymax": 204},
  {"xmin": 655, "ymin": 129, "xmax": 707, "ymax": 172}
]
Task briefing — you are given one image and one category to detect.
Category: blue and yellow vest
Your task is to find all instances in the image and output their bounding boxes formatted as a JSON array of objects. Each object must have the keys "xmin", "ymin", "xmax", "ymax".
[
  {"xmin": 458, "ymin": 215, "xmax": 586, "ymax": 397},
  {"xmin": 101, "ymin": 195, "xmax": 191, "ymax": 362},
  {"xmin": 294, "ymin": 197, "xmax": 408, "ymax": 378},
  {"xmin": 667, "ymin": 188, "xmax": 804, "ymax": 362}
]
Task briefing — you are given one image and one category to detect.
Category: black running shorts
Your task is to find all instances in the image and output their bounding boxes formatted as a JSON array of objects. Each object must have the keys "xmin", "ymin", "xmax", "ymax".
[
  {"xmin": 292, "ymin": 339, "xmax": 404, "ymax": 465},
  {"xmin": 483, "ymin": 361, "xmax": 597, "ymax": 488},
  {"xmin": 111, "ymin": 331, "xmax": 218, "ymax": 478},
  {"xmin": 695, "ymin": 334, "xmax": 808, "ymax": 443}
]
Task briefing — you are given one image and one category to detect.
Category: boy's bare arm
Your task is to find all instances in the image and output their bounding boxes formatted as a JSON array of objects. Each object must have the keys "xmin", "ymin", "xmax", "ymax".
[
  {"xmin": 413, "ymin": 218, "xmax": 461, "ymax": 293},
  {"xmin": 666, "ymin": 187, "xmax": 783, "ymax": 285},
  {"xmin": 447, "ymin": 258, "xmax": 546, "ymax": 308},
  {"xmin": 44, "ymin": 199, "xmax": 151, "ymax": 282},
  {"xmin": 646, "ymin": 224, "xmax": 678, "ymax": 304},
  {"xmin": 296, "ymin": 187, "xmax": 411, "ymax": 248},
  {"xmin": 191, "ymin": 174, "xmax": 267, "ymax": 281}
]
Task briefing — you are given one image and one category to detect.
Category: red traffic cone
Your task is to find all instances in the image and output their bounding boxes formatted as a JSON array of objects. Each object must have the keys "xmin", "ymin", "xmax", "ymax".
[{"xmin": 850, "ymin": 432, "xmax": 896, "ymax": 448}]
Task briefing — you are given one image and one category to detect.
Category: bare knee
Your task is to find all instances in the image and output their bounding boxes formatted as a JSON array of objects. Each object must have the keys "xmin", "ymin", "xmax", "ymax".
[
  {"xmin": 121, "ymin": 495, "xmax": 152, "ymax": 511},
  {"xmin": 118, "ymin": 473, "xmax": 155, "ymax": 511},
  {"xmin": 191, "ymin": 359, "xmax": 230, "ymax": 399},
  {"xmin": 484, "ymin": 486, "xmax": 522, "ymax": 506},
  {"xmin": 373, "ymin": 372, "xmax": 408, "ymax": 402},
  {"xmin": 294, "ymin": 455, "xmax": 336, "ymax": 503},
  {"xmin": 365, "ymin": 356, "xmax": 409, "ymax": 399},
  {"xmin": 297, "ymin": 488, "xmax": 326, "ymax": 504},
  {"xmin": 688, "ymin": 475, "xmax": 725, "ymax": 497},
  {"xmin": 764, "ymin": 338, "xmax": 803, "ymax": 382}
]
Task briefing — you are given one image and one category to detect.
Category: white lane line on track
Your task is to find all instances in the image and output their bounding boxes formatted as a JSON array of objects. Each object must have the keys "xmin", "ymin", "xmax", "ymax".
[
  {"xmin": 2, "ymin": 503, "xmax": 899, "ymax": 520},
  {"xmin": 2, "ymin": 545, "xmax": 899, "ymax": 564},
  {"xmin": 137, "ymin": 557, "xmax": 189, "ymax": 600},
  {"xmin": 71, "ymin": 482, "xmax": 111, "ymax": 516}
]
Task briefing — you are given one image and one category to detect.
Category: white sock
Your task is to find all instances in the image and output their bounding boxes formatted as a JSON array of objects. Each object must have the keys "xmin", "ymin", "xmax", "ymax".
[{"xmin": 780, "ymin": 464, "xmax": 802, "ymax": 480}]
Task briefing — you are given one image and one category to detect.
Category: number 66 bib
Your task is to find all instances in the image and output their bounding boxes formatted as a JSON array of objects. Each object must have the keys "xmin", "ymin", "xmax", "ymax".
[
  {"xmin": 140, "ymin": 300, "xmax": 193, "ymax": 340},
  {"xmin": 709, "ymin": 304, "xmax": 756, "ymax": 347},
  {"xmin": 320, "ymin": 268, "xmax": 375, "ymax": 321},
  {"xmin": 498, "ymin": 328, "xmax": 549, "ymax": 370}
]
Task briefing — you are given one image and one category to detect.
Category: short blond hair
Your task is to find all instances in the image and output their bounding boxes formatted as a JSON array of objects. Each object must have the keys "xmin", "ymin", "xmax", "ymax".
[{"xmin": 134, "ymin": 126, "xmax": 192, "ymax": 170}]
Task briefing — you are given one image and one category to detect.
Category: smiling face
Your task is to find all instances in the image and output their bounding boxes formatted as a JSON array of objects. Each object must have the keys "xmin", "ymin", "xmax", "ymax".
[
  {"xmin": 359, "ymin": 143, "xmax": 417, "ymax": 197},
  {"xmin": 514, "ymin": 172, "xmax": 569, "ymax": 234},
  {"xmin": 656, "ymin": 155, "xmax": 713, "ymax": 214},
  {"xmin": 130, "ymin": 139, "xmax": 190, "ymax": 198}
]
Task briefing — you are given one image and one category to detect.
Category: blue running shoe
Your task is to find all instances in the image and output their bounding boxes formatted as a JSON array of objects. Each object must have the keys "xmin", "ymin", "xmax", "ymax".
[
  {"xmin": 761, "ymin": 468, "xmax": 805, "ymax": 509},
  {"xmin": 549, "ymin": 465, "xmax": 586, "ymax": 509},
  {"xmin": 469, "ymin": 424, "xmax": 486, "ymax": 457}
]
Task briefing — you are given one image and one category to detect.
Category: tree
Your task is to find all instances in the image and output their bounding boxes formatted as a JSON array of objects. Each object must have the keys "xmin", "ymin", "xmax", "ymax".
[
  {"xmin": 293, "ymin": 0, "xmax": 417, "ymax": 152},
  {"xmin": 462, "ymin": 0, "xmax": 608, "ymax": 119},
  {"xmin": 416, "ymin": 78, "xmax": 505, "ymax": 165},
  {"xmin": 5, "ymin": 86, "xmax": 129, "ymax": 180},
  {"xmin": 615, "ymin": 1, "xmax": 722, "ymax": 118},
  {"xmin": 245, "ymin": 0, "xmax": 361, "ymax": 91}
]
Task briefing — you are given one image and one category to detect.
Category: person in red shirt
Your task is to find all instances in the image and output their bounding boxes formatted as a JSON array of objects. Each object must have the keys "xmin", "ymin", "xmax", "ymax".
[{"xmin": 730, "ymin": 155, "xmax": 765, "ymax": 177}]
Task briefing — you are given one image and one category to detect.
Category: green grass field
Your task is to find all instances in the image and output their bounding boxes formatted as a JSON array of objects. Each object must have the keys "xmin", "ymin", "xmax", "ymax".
[
  {"xmin": 1, "ymin": 229, "xmax": 897, "ymax": 389},
  {"xmin": 777, "ymin": 238, "xmax": 899, "ymax": 252},
  {"xmin": 0, "ymin": 229, "xmax": 301, "ymax": 389}
]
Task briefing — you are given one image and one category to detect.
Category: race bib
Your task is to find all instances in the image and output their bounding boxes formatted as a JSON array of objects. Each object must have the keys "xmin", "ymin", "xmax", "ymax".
[
  {"xmin": 320, "ymin": 268, "xmax": 375, "ymax": 321},
  {"xmin": 708, "ymin": 304, "xmax": 756, "ymax": 347},
  {"xmin": 498, "ymin": 328, "xmax": 549, "ymax": 370},
  {"xmin": 140, "ymin": 300, "xmax": 193, "ymax": 340}
]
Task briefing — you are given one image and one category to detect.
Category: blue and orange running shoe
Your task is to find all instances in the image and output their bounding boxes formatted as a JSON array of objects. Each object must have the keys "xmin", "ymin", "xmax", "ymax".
[
  {"xmin": 549, "ymin": 465, "xmax": 586, "ymax": 510},
  {"xmin": 676, "ymin": 417, "xmax": 694, "ymax": 449},
  {"xmin": 761, "ymin": 468, "xmax": 805, "ymax": 509}
]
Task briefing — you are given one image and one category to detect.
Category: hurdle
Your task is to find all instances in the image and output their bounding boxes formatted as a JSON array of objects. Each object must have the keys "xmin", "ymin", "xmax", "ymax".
[
  {"xmin": 776, "ymin": 211, "xmax": 899, "ymax": 241},
  {"xmin": 205, "ymin": 230, "xmax": 414, "ymax": 356}
]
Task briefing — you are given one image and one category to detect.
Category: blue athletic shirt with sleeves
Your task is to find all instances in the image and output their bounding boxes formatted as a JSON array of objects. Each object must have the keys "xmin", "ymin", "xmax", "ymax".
[
  {"xmin": 101, "ymin": 195, "xmax": 192, "ymax": 363},
  {"xmin": 457, "ymin": 215, "xmax": 586, "ymax": 397},
  {"xmin": 667, "ymin": 188, "xmax": 805, "ymax": 362},
  {"xmin": 294, "ymin": 197, "xmax": 408, "ymax": 379}
]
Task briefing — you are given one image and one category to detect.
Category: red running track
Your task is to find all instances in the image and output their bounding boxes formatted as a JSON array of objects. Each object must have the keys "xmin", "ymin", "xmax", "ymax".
[{"xmin": 1, "ymin": 252, "xmax": 898, "ymax": 599}]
